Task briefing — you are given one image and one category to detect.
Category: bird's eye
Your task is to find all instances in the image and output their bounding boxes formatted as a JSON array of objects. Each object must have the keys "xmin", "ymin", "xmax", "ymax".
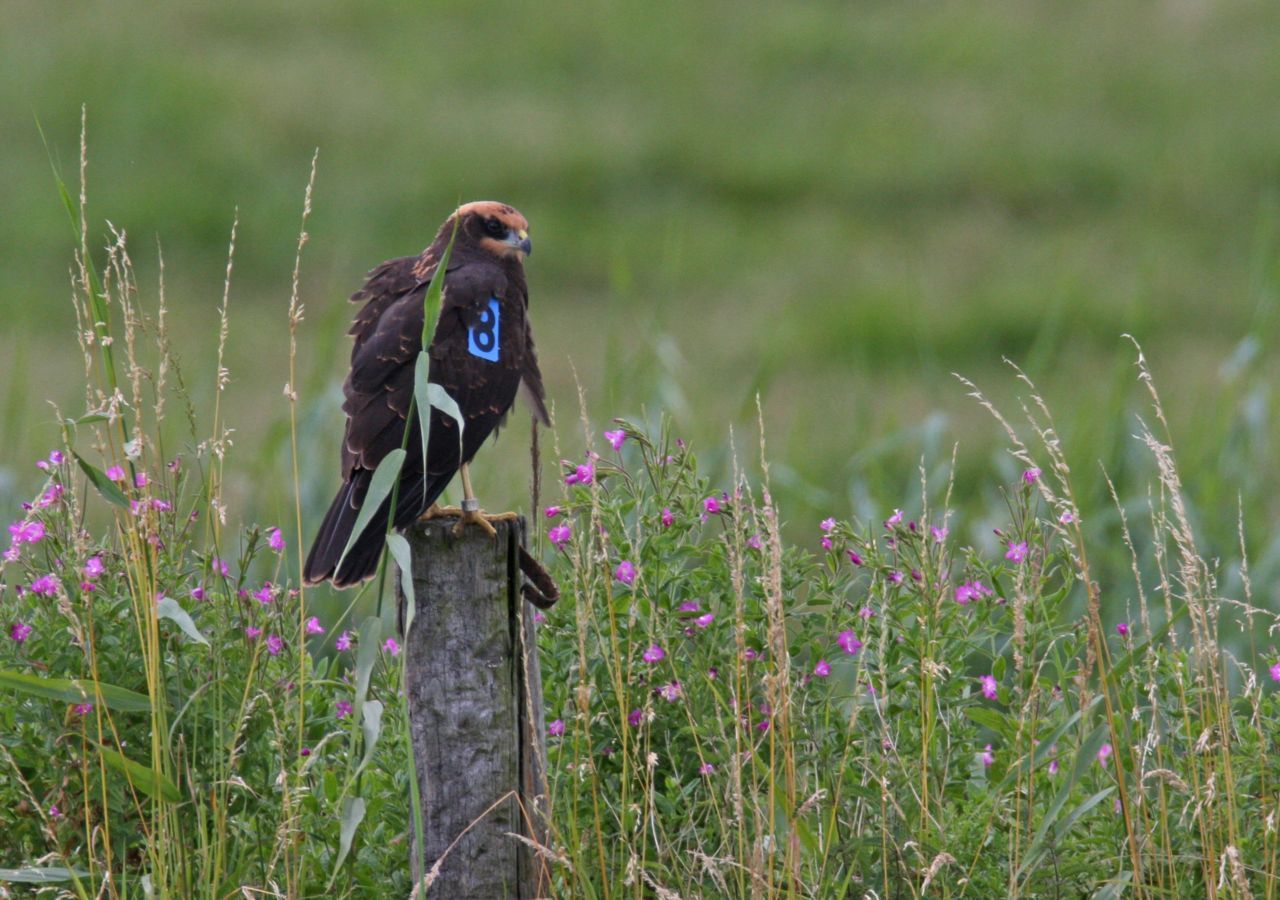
[{"xmin": 483, "ymin": 217, "xmax": 507, "ymax": 238}]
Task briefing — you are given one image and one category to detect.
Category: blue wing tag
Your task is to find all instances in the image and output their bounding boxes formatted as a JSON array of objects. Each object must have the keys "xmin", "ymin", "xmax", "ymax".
[{"xmin": 467, "ymin": 298, "xmax": 501, "ymax": 362}]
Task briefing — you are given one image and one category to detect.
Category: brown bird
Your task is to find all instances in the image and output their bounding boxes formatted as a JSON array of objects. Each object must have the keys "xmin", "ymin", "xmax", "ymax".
[{"xmin": 304, "ymin": 201, "xmax": 549, "ymax": 587}]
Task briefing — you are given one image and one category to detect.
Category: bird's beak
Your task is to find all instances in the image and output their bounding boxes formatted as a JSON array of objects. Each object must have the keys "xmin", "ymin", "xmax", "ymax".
[{"xmin": 509, "ymin": 228, "xmax": 532, "ymax": 256}]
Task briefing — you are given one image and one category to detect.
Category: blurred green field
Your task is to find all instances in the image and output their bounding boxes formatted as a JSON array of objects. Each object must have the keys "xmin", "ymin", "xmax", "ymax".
[{"xmin": 3, "ymin": 0, "xmax": 1278, "ymax": 597}]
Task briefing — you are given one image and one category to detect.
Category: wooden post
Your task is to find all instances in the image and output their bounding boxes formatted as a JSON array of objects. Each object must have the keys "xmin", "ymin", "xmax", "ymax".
[{"xmin": 397, "ymin": 515, "xmax": 549, "ymax": 898}]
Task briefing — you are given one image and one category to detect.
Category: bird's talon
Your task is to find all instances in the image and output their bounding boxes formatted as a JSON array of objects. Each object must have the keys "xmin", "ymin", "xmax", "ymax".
[
  {"xmin": 453, "ymin": 508, "xmax": 499, "ymax": 538},
  {"xmin": 421, "ymin": 503, "xmax": 462, "ymax": 521}
]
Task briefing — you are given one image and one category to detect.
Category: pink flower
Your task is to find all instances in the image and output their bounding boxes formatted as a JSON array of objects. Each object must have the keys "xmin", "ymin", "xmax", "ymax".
[
  {"xmin": 36, "ymin": 484, "xmax": 64, "ymax": 508},
  {"xmin": 694, "ymin": 613, "xmax": 714, "ymax": 628},
  {"xmin": 820, "ymin": 537, "xmax": 833, "ymax": 550},
  {"xmin": 813, "ymin": 659, "xmax": 831, "ymax": 678},
  {"xmin": 702, "ymin": 496, "xmax": 722, "ymax": 515},
  {"xmin": 981, "ymin": 744, "xmax": 995, "ymax": 767},
  {"xmin": 1023, "ymin": 468, "xmax": 1041, "ymax": 484},
  {"xmin": 679, "ymin": 600, "xmax": 700, "ymax": 612},
  {"xmin": 268, "ymin": 528, "xmax": 285, "ymax": 552},
  {"xmin": 628, "ymin": 708, "xmax": 644, "ymax": 727},
  {"xmin": 299, "ymin": 747, "xmax": 311, "ymax": 757},
  {"xmin": 603, "ymin": 429, "xmax": 626, "ymax": 451},
  {"xmin": 10, "ymin": 622, "xmax": 32, "ymax": 643},
  {"xmin": 847, "ymin": 549, "xmax": 863, "ymax": 566},
  {"xmin": 544, "ymin": 506, "xmax": 560, "ymax": 518},
  {"xmin": 252, "ymin": 583, "xmax": 274, "ymax": 605},
  {"xmin": 190, "ymin": 586, "xmax": 205, "ymax": 601},
  {"xmin": 533, "ymin": 611, "xmax": 546, "ymax": 624},
  {"xmin": 887, "ymin": 570, "xmax": 903, "ymax": 585},
  {"xmin": 820, "ymin": 517, "xmax": 836, "ymax": 532},
  {"xmin": 383, "ymin": 637, "xmax": 400, "ymax": 657},
  {"xmin": 48, "ymin": 450, "xmax": 65, "ymax": 466},
  {"xmin": 699, "ymin": 762, "xmax": 714, "ymax": 776},
  {"xmin": 931, "ymin": 525, "xmax": 949, "ymax": 543},
  {"xmin": 1116, "ymin": 622, "xmax": 1129, "ymax": 637},
  {"xmin": 1048, "ymin": 759, "xmax": 1060, "ymax": 775},
  {"xmin": 642, "ymin": 643, "xmax": 665, "ymax": 663},
  {"xmin": 8, "ymin": 520, "xmax": 44, "ymax": 544},
  {"xmin": 211, "ymin": 557, "xmax": 230, "ymax": 577},
  {"xmin": 661, "ymin": 507, "xmax": 674, "ymax": 528},
  {"xmin": 49, "ymin": 805, "xmax": 61, "ymax": 819},
  {"xmin": 1005, "ymin": 541, "xmax": 1028, "ymax": 563},
  {"xmin": 837, "ymin": 631, "xmax": 862, "ymax": 655},
  {"xmin": 336, "ymin": 700, "xmax": 353, "ymax": 719},
  {"xmin": 885, "ymin": 509, "xmax": 903, "ymax": 528},
  {"xmin": 266, "ymin": 634, "xmax": 284, "ymax": 656},
  {"xmin": 135, "ymin": 473, "xmax": 148, "ymax": 488},
  {"xmin": 747, "ymin": 534, "xmax": 762, "ymax": 549},
  {"xmin": 305, "ymin": 616, "xmax": 325, "ymax": 635},
  {"xmin": 548, "ymin": 718, "xmax": 565, "ymax": 737},
  {"xmin": 106, "ymin": 465, "xmax": 126, "ymax": 482},
  {"xmin": 565, "ymin": 462, "xmax": 594, "ymax": 486},
  {"xmin": 73, "ymin": 702, "xmax": 94, "ymax": 715},
  {"xmin": 614, "ymin": 560, "xmax": 636, "ymax": 585},
  {"xmin": 30, "ymin": 574, "xmax": 60, "ymax": 597},
  {"xmin": 658, "ymin": 681, "xmax": 682, "ymax": 702},
  {"xmin": 245, "ymin": 626, "xmax": 262, "ymax": 640},
  {"xmin": 1270, "ymin": 661, "xmax": 1280, "ymax": 682},
  {"xmin": 335, "ymin": 631, "xmax": 353, "ymax": 651},
  {"xmin": 1097, "ymin": 743, "xmax": 1113, "ymax": 766},
  {"xmin": 955, "ymin": 581, "xmax": 991, "ymax": 605},
  {"xmin": 548, "ymin": 523, "xmax": 572, "ymax": 549},
  {"xmin": 1059, "ymin": 511, "xmax": 1075, "ymax": 524},
  {"xmin": 83, "ymin": 556, "xmax": 104, "ymax": 579},
  {"xmin": 979, "ymin": 675, "xmax": 998, "ymax": 700}
]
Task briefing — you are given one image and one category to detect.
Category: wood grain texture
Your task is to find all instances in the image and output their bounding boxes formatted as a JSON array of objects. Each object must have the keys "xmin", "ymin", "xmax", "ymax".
[{"xmin": 398, "ymin": 515, "xmax": 549, "ymax": 898}]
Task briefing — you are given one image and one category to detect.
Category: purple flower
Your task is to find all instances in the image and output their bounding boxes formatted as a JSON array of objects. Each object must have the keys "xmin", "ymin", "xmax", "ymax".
[
  {"xmin": 747, "ymin": 534, "xmax": 762, "ymax": 549},
  {"xmin": 266, "ymin": 635, "xmax": 284, "ymax": 656},
  {"xmin": 955, "ymin": 581, "xmax": 991, "ymax": 605},
  {"xmin": 252, "ymin": 583, "xmax": 274, "ymax": 605},
  {"xmin": 1270, "ymin": 661, "xmax": 1280, "ymax": 683},
  {"xmin": 135, "ymin": 473, "xmax": 148, "ymax": 488},
  {"xmin": 702, "ymin": 496, "xmax": 722, "ymax": 515},
  {"xmin": 211, "ymin": 557, "xmax": 230, "ymax": 577},
  {"xmin": 245, "ymin": 626, "xmax": 262, "ymax": 640},
  {"xmin": 658, "ymin": 681, "xmax": 682, "ymax": 702},
  {"xmin": 73, "ymin": 702, "xmax": 94, "ymax": 715},
  {"xmin": 10, "ymin": 622, "xmax": 33, "ymax": 644},
  {"xmin": 614, "ymin": 560, "xmax": 636, "ymax": 585},
  {"xmin": 335, "ymin": 631, "xmax": 353, "ymax": 651},
  {"xmin": 820, "ymin": 517, "xmax": 836, "ymax": 532},
  {"xmin": 679, "ymin": 600, "xmax": 700, "ymax": 612},
  {"xmin": 8, "ymin": 520, "xmax": 45, "ymax": 544},
  {"xmin": 83, "ymin": 556, "xmax": 104, "ymax": 579},
  {"xmin": 268, "ymin": 528, "xmax": 285, "ymax": 552},
  {"xmin": 887, "ymin": 570, "xmax": 903, "ymax": 585},
  {"xmin": 642, "ymin": 643, "xmax": 665, "ymax": 663},
  {"xmin": 1023, "ymin": 468, "xmax": 1041, "ymax": 484},
  {"xmin": 548, "ymin": 523, "xmax": 572, "ymax": 549},
  {"xmin": 661, "ymin": 507, "xmax": 674, "ymax": 528},
  {"xmin": 846, "ymin": 549, "xmax": 863, "ymax": 566},
  {"xmin": 820, "ymin": 537, "xmax": 833, "ymax": 550},
  {"xmin": 699, "ymin": 762, "xmax": 714, "ymax": 776},
  {"xmin": 565, "ymin": 462, "xmax": 594, "ymax": 486},
  {"xmin": 544, "ymin": 506, "xmax": 561, "ymax": 518},
  {"xmin": 305, "ymin": 616, "xmax": 325, "ymax": 635},
  {"xmin": 1048, "ymin": 759, "xmax": 1060, "ymax": 775},
  {"xmin": 48, "ymin": 450, "xmax": 65, "ymax": 465},
  {"xmin": 979, "ymin": 675, "xmax": 998, "ymax": 700},
  {"xmin": 190, "ymin": 586, "xmax": 205, "ymax": 601},
  {"xmin": 1059, "ymin": 511, "xmax": 1075, "ymax": 524},
  {"xmin": 1005, "ymin": 541, "xmax": 1028, "ymax": 563},
  {"xmin": 603, "ymin": 429, "xmax": 626, "ymax": 452},
  {"xmin": 694, "ymin": 613, "xmax": 714, "ymax": 628},
  {"xmin": 837, "ymin": 630, "xmax": 862, "ymax": 655},
  {"xmin": 106, "ymin": 465, "xmax": 126, "ymax": 482},
  {"xmin": 383, "ymin": 637, "xmax": 400, "ymax": 657},
  {"xmin": 49, "ymin": 804, "xmax": 61, "ymax": 819},
  {"xmin": 548, "ymin": 718, "xmax": 565, "ymax": 737},
  {"xmin": 533, "ymin": 610, "xmax": 546, "ymax": 624},
  {"xmin": 981, "ymin": 744, "xmax": 995, "ymax": 767},
  {"xmin": 1116, "ymin": 622, "xmax": 1129, "ymax": 637},
  {"xmin": 30, "ymin": 574, "xmax": 60, "ymax": 597},
  {"xmin": 931, "ymin": 525, "xmax": 949, "ymax": 543},
  {"xmin": 1098, "ymin": 743, "xmax": 1113, "ymax": 766},
  {"xmin": 628, "ymin": 708, "xmax": 644, "ymax": 727},
  {"xmin": 336, "ymin": 700, "xmax": 353, "ymax": 719},
  {"xmin": 813, "ymin": 659, "xmax": 831, "ymax": 678},
  {"xmin": 885, "ymin": 509, "xmax": 903, "ymax": 528}
]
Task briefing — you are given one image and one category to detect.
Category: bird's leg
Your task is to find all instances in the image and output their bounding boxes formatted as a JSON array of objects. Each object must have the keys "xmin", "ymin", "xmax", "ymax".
[
  {"xmin": 452, "ymin": 463, "xmax": 519, "ymax": 537},
  {"xmin": 420, "ymin": 502, "xmax": 462, "ymax": 520}
]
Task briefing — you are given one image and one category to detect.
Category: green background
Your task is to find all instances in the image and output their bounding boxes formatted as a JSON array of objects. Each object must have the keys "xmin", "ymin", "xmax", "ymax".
[{"xmin": 3, "ymin": 1, "xmax": 1278, "ymax": 588}]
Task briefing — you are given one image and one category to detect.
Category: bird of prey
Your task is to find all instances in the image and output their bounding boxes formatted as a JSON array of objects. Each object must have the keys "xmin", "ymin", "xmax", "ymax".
[{"xmin": 304, "ymin": 201, "xmax": 549, "ymax": 587}]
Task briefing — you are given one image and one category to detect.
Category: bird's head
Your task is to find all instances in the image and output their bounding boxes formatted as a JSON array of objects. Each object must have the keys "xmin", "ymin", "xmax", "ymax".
[{"xmin": 454, "ymin": 200, "xmax": 531, "ymax": 261}]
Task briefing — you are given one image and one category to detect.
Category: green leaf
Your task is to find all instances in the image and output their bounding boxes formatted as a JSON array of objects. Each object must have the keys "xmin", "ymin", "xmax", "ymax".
[
  {"xmin": 334, "ymin": 796, "xmax": 366, "ymax": 875},
  {"xmin": 353, "ymin": 616, "xmax": 382, "ymax": 724},
  {"xmin": 413, "ymin": 352, "xmax": 433, "ymax": 477},
  {"xmin": 385, "ymin": 533, "xmax": 415, "ymax": 635},
  {"xmin": 427, "ymin": 382, "xmax": 465, "ymax": 461},
  {"xmin": 415, "ymin": 219, "xmax": 455, "ymax": 471},
  {"xmin": 156, "ymin": 596, "xmax": 209, "ymax": 646},
  {"xmin": 965, "ymin": 706, "xmax": 1008, "ymax": 739},
  {"xmin": 0, "ymin": 669, "xmax": 151, "ymax": 712},
  {"xmin": 334, "ymin": 448, "xmax": 406, "ymax": 576},
  {"xmin": 97, "ymin": 744, "xmax": 181, "ymax": 803},
  {"xmin": 0, "ymin": 866, "xmax": 90, "ymax": 883},
  {"xmin": 360, "ymin": 700, "xmax": 384, "ymax": 771},
  {"xmin": 72, "ymin": 452, "xmax": 128, "ymax": 509},
  {"xmin": 68, "ymin": 413, "xmax": 111, "ymax": 425}
]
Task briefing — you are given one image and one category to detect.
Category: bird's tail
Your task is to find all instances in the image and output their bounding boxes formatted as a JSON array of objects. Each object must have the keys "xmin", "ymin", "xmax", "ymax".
[{"xmin": 303, "ymin": 469, "xmax": 456, "ymax": 588}]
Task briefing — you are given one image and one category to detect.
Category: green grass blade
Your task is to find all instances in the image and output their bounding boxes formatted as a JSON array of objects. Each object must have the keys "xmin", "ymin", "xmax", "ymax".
[
  {"xmin": 415, "ymin": 217, "xmax": 456, "ymax": 472},
  {"xmin": 0, "ymin": 670, "xmax": 151, "ymax": 712},
  {"xmin": 352, "ymin": 616, "xmax": 382, "ymax": 725},
  {"xmin": 73, "ymin": 452, "xmax": 128, "ymax": 508},
  {"xmin": 334, "ymin": 448, "xmax": 406, "ymax": 577},
  {"xmin": 156, "ymin": 596, "xmax": 210, "ymax": 646},
  {"xmin": 96, "ymin": 744, "xmax": 181, "ymax": 803},
  {"xmin": 0, "ymin": 866, "xmax": 91, "ymax": 884},
  {"xmin": 333, "ymin": 796, "xmax": 366, "ymax": 876},
  {"xmin": 359, "ymin": 700, "xmax": 384, "ymax": 771},
  {"xmin": 385, "ymin": 533, "xmax": 415, "ymax": 634}
]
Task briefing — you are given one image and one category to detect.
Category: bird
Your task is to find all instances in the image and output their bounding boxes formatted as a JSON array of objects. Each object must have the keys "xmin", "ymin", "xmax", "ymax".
[{"xmin": 304, "ymin": 201, "xmax": 549, "ymax": 587}]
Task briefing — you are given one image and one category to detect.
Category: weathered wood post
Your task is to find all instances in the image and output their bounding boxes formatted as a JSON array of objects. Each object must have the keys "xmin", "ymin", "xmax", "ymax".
[{"xmin": 397, "ymin": 515, "xmax": 553, "ymax": 898}]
